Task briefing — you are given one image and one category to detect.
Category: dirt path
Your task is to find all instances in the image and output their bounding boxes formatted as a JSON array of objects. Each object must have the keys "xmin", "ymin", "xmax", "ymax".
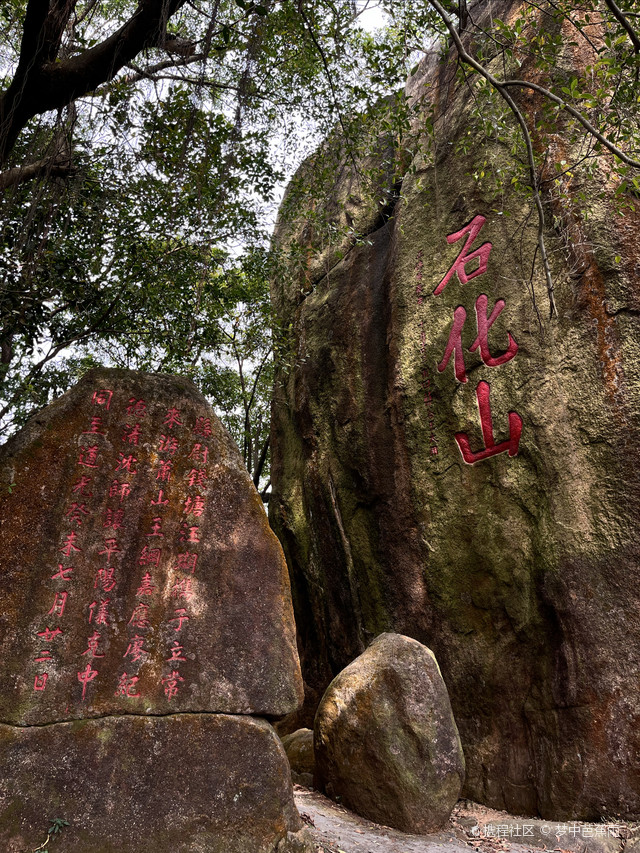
[
  {"xmin": 295, "ymin": 786, "xmax": 472, "ymax": 853},
  {"xmin": 294, "ymin": 787, "xmax": 527, "ymax": 853},
  {"xmin": 294, "ymin": 788, "xmax": 635, "ymax": 853}
]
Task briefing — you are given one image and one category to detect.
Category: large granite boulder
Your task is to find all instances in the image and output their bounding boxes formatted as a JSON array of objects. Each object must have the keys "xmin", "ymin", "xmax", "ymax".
[
  {"xmin": 0, "ymin": 367, "xmax": 310, "ymax": 852},
  {"xmin": 314, "ymin": 633, "xmax": 465, "ymax": 833},
  {"xmin": 0, "ymin": 715, "xmax": 309, "ymax": 853},
  {"xmin": 270, "ymin": 0, "xmax": 640, "ymax": 821}
]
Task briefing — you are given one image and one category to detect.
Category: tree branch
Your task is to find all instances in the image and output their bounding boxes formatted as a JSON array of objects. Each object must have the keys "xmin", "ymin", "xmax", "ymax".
[
  {"xmin": 0, "ymin": 0, "xmax": 188, "ymax": 164},
  {"xmin": 429, "ymin": 0, "xmax": 558, "ymax": 316},
  {"xmin": 500, "ymin": 80, "xmax": 640, "ymax": 168},
  {"xmin": 0, "ymin": 156, "xmax": 75, "ymax": 191},
  {"xmin": 296, "ymin": 0, "xmax": 363, "ymax": 181},
  {"xmin": 253, "ymin": 434, "xmax": 269, "ymax": 488},
  {"xmin": 603, "ymin": 0, "xmax": 640, "ymax": 53}
]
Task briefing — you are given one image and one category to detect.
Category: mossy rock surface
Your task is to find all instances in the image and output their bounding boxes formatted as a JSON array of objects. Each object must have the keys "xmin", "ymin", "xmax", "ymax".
[{"xmin": 269, "ymin": 0, "xmax": 640, "ymax": 821}]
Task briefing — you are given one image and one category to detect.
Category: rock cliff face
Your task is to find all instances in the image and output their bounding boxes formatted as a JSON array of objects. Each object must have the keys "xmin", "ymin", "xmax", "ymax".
[{"xmin": 269, "ymin": 0, "xmax": 640, "ymax": 821}]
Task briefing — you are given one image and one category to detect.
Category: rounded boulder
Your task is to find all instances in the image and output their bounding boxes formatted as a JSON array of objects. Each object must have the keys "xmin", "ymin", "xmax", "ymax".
[
  {"xmin": 281, "ymin": 728, "xmax": 315, "ymax": 786},
  {"xmin": 314, "ymin": 632, "xmax": 464, "ymax": 833}
]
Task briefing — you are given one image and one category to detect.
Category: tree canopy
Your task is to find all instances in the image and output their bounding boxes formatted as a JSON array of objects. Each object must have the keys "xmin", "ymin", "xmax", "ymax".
[{"xmin": 1, "ymin": 0, "xmax": 639, "ymax": 483}]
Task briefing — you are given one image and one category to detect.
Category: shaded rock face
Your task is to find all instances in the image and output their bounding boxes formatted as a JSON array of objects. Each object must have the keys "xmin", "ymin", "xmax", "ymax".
[
  {"xmin": 0, "ymin": 714, "xmax": 308, "ymax": 853},
  {"xmin": 0, "ymin": 367, "xmax": 302, "ymax": 720},
  {"xmin": 0, "ymin": 367, "xmax": 309, "ymax": 852},
  {"xmin": 270, "ymin": 1, "xmax": 640, "ymax": 821},
  {"xmin": 314, "ymin": 633, "xmax": 464, "ymax": 833}
]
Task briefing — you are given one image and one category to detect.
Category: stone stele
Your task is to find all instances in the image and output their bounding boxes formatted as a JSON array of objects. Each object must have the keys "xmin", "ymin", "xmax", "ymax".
[
  {"xmin": 314, "ymin": 633, "xmax": 465, "ymax": 833},
  {"xmin": 0, "ymin": 367, "xmax": 310, "ymax": 853},
  {"xmin": 0, "ymin": 367, "xmax": 302, "ymax": 721}
]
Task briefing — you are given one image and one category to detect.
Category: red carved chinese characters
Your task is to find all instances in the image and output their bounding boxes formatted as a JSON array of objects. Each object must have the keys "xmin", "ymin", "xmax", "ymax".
[
  {"xmin": 72, "ymin": 475, "xmax": 93, "ymax": 496},
  {"xmin": 179, "ymin": 524, "xmax": 200, "ymax": 544},
  {"xmin": 437, "ymin": 305, "xmax": 468, "ymax": 383},
  {"xmin": 110, "ymin": 479, "xmax": 131, "ymax": 501},
  {"xmin": 60, "ymin": 531, "xmax": 82, "ymax": 557},
  {"xmin": 38, "ymin": 627, "xmax": 63, "ymax": 642},
  {"xmin": 127, "ymin": 398, "xmax": 147, "ymax": 417},
  {"xmin": 187, "ymin": 468, "xmax": 207, "ymax": 489},
  {"xmin": 183, "ymin": 495, "xmax": 205, "ymax": 517},
  {"xmin": 433, "ymin": 215, "xmax": 523, "ymax": 464},
  {"xmin": 115, "ymin": 673, "xmax": 140, "ymax": 698},
  {"xmin": 162, "ymin": 670, "xmax": 184, "ymax": 699},
  {"xmin": 434, "ymin": 215, "xmax": 492, "ymax": 296},
  {"xmin": 82, "ymin": 631, "xmax": 105, "ymax": 659},
  {"xmin": 51, "ymin": 564, "xmax": 74, "ymax": 581},
  {"xmin": 94, "ymin": 567, "xmax": 117, "ymax": 593},
  {"xmin": 103, "ymin": 508, "xmax": 124, "ymax": 530},
  {"xmin": 29, "ymin": 389, "xmax": 219, "ymax": 708},
  {"xmin": 33, "ymin": 673, "xmax": 48, "ymax": 691},
  {"xmin": 470, "ymin": 294, "xmax": 519, "ymax": 367},
  {"xmin": 77, "ymin": 445, "xmax": 100, "ymax": 468},
  {"xmin": 136, "ymin": 573, "xmax": 156, "ymax": 597},
  {"xmin": 128, "ymin": 603, "xmax": 150, "ymax": 630},
  {"xmin": 166, "ymin": 641, "xmax": 187, "ymax": 663},
  {"xmin": 455, "ymin": 380, "xmax": 523, "ymax": 464},
  {"xmin": 122, "ymin": 423, "xmax": 142, "ymax": 445},
  {"xmin": 171, "ymin": 578, "xmax": 194, "ymax": 601},
  {"xmin": 437, "ymin": 295, "xmax": 518, "ymax": 384},
  {"xmin": 83, "ymin": 416, "xmax": 105, "ymax": 435},
  {"xmin": 48, "ymin": 591, "xmax": 68, "ymax": 618},
  {"xmin": 115, "ymin": 453, "xmax": 137, "ymax": 474},
  {"xmin": 174, "ymin": 552, "xmax": 198, "ymax": 573},
  {"xmin": 99, "ymin": 538, "xmax": 121, "ymax": 560},
  {"xmin": 91, "ymin": 389, "xmax": 113, "ymax": 410},
  {"xmin": 124, "ymin": 635, "xmax": 147, "ymax": 662},
  {"xmin": 163, "ymin": 408, "xmax": 183, "ymax": 430},
  {"xmin": 193, "ymin": 417, "xmax": 212, "ymax": 437},
  {"xmin": 188, "ymin": 444, "xmax": 208, "ymax": 465},
  {"xmin": 147, "ymin": 517, "xmax": 164, "ymax": 538},
  {"xmin": 158, "ymin": 435, "xmax": 179, "ymax": 454},
  {"xmin": 78, "ymin": 663, "xmax": 98, "ymax": 700},
  {"xmin": 156, "ymin": 460, "xmax": 173, "ymax": 482},
  {"xmin": 88, "ymin": 599, "xmax": 110, "ymax": 626},
  {"xmin": 65, "ymin": 502, "xmax": 90, "ymax": 526},
  {"xmin": 139, "ymin": 546, "xmax": 161, "ymax": 566}
]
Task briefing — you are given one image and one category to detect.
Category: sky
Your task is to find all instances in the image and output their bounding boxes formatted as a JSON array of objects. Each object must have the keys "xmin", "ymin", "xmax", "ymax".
[{"xmin": 356, "ymin": 2, "xmax": 390, "ymax": 32}]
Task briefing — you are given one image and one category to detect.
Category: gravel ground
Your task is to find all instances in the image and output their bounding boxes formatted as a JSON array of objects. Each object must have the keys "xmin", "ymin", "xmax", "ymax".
[{"xmin": 294, "ymin": 787, "xmax": 639, "ymax": 853}]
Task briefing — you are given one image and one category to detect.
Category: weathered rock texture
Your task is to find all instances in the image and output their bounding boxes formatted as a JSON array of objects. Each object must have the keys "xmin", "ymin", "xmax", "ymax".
[
  {"xmin": 270, "ymin": 0, "xmax": 640, "ymax": 821},
  {"xmin": 0, "ymin": 714, "xmax": 309, "ymax": 853},
  {"xmin": 281, "ymin": 727, "xmax": 315, "ymax": 786},
  {"xmin": 0, "ymin": 367, "xmax": 309, "ymax": 852},
  {"xmin": 314, "ymin": 633, "xmax": 465, "ymax": 833},
  {"xmin": 0, "ymin": 367, "xmax": 302, "ymax": 721}
]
